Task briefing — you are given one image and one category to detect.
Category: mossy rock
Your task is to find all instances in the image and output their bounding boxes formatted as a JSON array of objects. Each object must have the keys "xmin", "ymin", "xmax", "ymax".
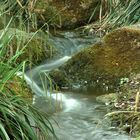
[
  {"xmin": 51, "ymin": 26, "xmax": 140, "ymax": 90},
  {"xmin": 1, "ymin": 28, "xmax": 57, "ymax": 65},
  {"xmin": 60, "ymin": 42, "xmax": 122, "ymax": 89},
  {"xmin": 6, "ymin": 76, "xmax": 33, "ymax": 100},
  {"xmin": 33, "ymin": 0, "xmax": 105, "ymax": 29},
  {"xmin": 103, "ymin": 27, "xmax": 140, "ymax": 76},
  {"xmin": 49, "ymin": 69, "xmax": 69, "ymax": 88},
  {"xmin": 96, "ymin": 93, "xmax": 117, "ymax": 104}
]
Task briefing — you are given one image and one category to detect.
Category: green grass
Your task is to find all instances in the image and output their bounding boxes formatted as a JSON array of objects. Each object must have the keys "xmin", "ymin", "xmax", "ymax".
[
  {"xmin": 0, "ymin": 93, "xmax": 56, "ymax": 140},
  {"xmin": 85, "ymin": 0, "xmax": 140, "ymax": 33},
  {"xmin": 103, "ymin": 0, "xmax": 140, "ymax": 28},
  {"xmin": 0, "ymin": 0, "xmax": 38, "ymax": 32},
  {"xmin": 0, "ymin": 12, "xmax": 57, "ymax": 140}
]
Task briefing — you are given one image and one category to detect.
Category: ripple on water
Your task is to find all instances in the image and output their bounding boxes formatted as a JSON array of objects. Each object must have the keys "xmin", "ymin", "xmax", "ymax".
[{"xmin": 47, "ymin": 93, "xmax": 134, "ymax": 140}]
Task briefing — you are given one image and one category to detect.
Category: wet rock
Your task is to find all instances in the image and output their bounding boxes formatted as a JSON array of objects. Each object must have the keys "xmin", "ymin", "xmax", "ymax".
[
  {"xmin": 96, "ymin": 93, "xmax": 117, "ymax": 104},
  {"xmin": 49, "ymin": 69, "xmax": 69, "ymax": 88},
  {"xmin": 50, "ymin": 26, "xmax": 140, "ymax": 90},
  {"xmin": 33, "ymin": 0, "xmax": 104, "ymax": 29},
  {"xmin": 1, "ymin": 28, "xmax": 57, "ymax": 65}
]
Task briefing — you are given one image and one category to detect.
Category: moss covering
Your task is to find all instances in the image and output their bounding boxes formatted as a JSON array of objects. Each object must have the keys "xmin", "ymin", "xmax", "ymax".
[
  {"xmin": 103, "ymin": 27, "xmax": 140, "ymax": 76},
  {"xmin": 96, "ymin": 93, "xmax": 117, "ymax": 104},
  {"xmin": 33, "ymin": 0, "xmax": 103, "ymax": 29},
  {"xmin": 50, "ymin": 26, "xmax": 140, "ymax": 90},
  {"xmin": 5, "ymin": 76, "xmax": 33, "ymax": 99}
]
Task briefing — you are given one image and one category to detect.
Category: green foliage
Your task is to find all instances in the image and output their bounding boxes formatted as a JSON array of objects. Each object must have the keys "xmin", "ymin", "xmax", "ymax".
[
  {"xmin": 0, "ymin": 94, "xmax": 56, "ymax": 140},
  {"xmin": 119, "ymin": 78, "xmax": 129, "ymax": 86},
  {"xmin": 1, "ymin": 28, "xmax": 53, "ymax": 65},
  {"xmin": 0, "ymin": 0, "xmax": 38, "ymax": 31},
  {"xmin": 0, "ymin": 17, "xmax": 56, "ymax": 140},
  {"xmin": 86, "ymin": 0, "xmax": 140, "ymax": 33}
]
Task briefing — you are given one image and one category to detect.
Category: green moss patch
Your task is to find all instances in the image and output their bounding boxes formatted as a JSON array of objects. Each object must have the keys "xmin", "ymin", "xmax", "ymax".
[
  {"xmin": 96, "ymin": 93, "xmax": 117, "ymax": 104},
  {"xmin": 5, "ymin": 76, "xmax": 33, "ymax": 100},
  {"xmin": 33, "ymin": 0, "xmax": 103, "ymax": 29},
  {"xmin": 50, "ymin": 26, "xmax": 140, "ymax": 90}
]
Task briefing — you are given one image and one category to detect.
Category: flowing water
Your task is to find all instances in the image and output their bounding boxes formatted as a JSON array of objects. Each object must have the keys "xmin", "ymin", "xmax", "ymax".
[{"xmin": 25, "ymin": 31, "xmax": 134, "ymax": 140}]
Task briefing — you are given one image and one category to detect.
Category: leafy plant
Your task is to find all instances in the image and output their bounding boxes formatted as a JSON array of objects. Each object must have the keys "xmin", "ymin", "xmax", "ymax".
[
  {"xmin": 0, "ymin": 93, "xmax": 57, "ymax": 140},
  {"xmin": 0, "ymin": 16, "xmax": 57, "ymax": 140}
]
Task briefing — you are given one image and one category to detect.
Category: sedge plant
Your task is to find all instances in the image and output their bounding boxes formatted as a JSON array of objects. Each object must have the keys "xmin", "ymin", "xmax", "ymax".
[
  {"xmin": 84, "ymin": 0, "xmax": 140, "ymax": 33},
  {"xmin": 0, "ymin": 17, "xmax": 57, "ymax": 140}
]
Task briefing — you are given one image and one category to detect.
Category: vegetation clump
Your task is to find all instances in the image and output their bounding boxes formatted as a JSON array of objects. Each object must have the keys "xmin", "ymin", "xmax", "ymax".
[
  {"xmin": 1, "ymin": 28, "xmax": 57, "ymax": 65},
  {"xmin": 0, "ymin": 28, "xmax": 57, "ymax": 139},
  {"xmin": 0, "ymin": 92, "xmax": 56, "ymax": 140},
  {"xmin": 6, "ymin": 76, "xmax": 33, "ymax": 99},
  {"xmin": 84, "ymin": 0, "xmax": 140, "ymax": 34}
]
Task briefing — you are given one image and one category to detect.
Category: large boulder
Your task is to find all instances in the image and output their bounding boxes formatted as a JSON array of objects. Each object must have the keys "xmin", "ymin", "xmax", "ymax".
[
  {"xmin": 33, "ymin": 0, "xmax": 104, "ymax": 29},
  {"xmin": 50, "ymin": 26, "xmax": 140, "ymax": 90}
]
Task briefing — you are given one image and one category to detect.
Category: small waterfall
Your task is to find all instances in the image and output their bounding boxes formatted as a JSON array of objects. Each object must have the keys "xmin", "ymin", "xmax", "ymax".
[
  {"xmin": 26, "ymin": 56, "xmax": 71, "ymax": 80},
  {"xmin": 24, "ymin": 31, "xmax": 98, "ymax": 97}
]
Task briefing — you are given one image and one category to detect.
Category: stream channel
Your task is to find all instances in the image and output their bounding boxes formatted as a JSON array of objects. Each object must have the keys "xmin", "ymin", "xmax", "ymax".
[{"xmin": 25, "ymin": 31, "xmax": 134, "ymax": 140}]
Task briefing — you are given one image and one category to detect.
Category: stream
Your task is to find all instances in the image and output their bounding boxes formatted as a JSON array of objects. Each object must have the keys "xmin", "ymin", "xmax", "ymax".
[{"xmin": 25, "ymin": 31, "xmax": 133, "ymax": 140}]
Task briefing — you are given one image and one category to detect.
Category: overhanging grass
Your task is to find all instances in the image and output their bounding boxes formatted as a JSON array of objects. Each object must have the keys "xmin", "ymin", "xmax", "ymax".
[
  {"xmin": 0, "ymin": 93, "xmax": 56, "ymax": 140},
  {"xmin": 84, "ymin": 0, "xmax": 140, "ymax": 33},
  {"xmin": 0, "ymin": 16, "xmax": 57, "ymax": 140}
]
